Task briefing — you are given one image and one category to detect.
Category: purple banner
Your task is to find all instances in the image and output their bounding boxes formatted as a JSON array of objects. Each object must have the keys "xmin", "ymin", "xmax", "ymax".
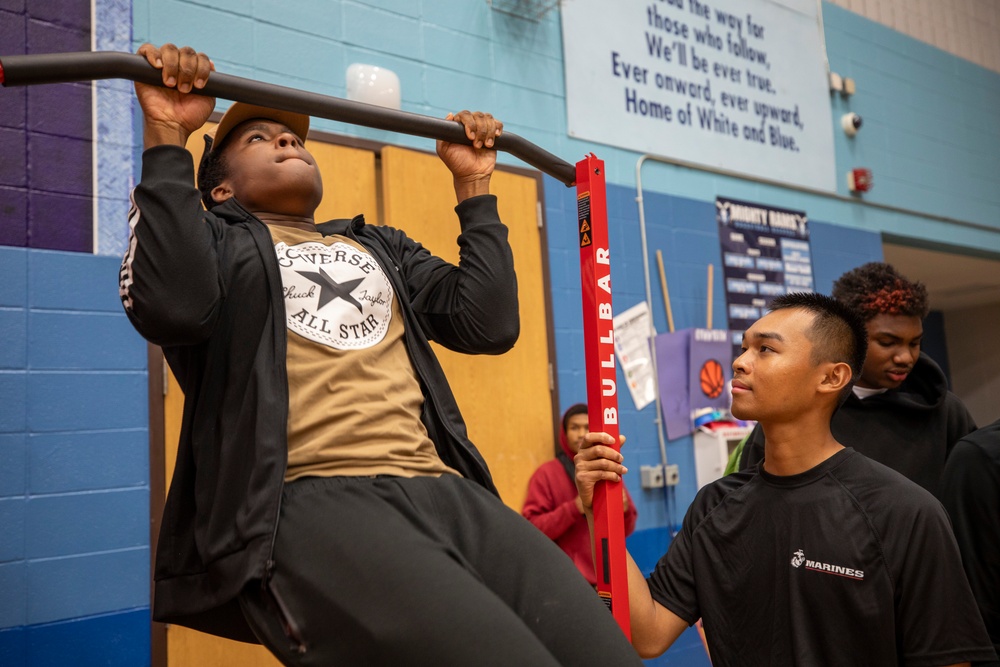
[{"xmin": 656, "ymin": 328, "xmax": 733, "ymax": 441}]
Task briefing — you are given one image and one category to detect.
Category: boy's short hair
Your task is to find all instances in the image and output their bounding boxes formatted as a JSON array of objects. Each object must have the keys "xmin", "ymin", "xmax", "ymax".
[
  {"xmin": 197, "ymin": 134, "xmax": 228, "ymax": 209},
  {"xmin": 769, "ymin": 292, "xmax": 868, "ymax": 390},
  {"xmin": 831, "ymin": 262, "xmax": 930, "ymax": 322}
]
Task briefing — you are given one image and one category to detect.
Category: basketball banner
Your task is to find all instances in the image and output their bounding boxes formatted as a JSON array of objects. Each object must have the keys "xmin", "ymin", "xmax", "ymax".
[{"xmin": 655, "ymin": 328, "xmax": 732, "ymax": 441}]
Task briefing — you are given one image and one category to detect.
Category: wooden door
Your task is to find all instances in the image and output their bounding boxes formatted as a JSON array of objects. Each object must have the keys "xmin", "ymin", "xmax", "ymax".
[{"xmin": 381, "ymin": 146, "xmax": 555, "ymax": 510}]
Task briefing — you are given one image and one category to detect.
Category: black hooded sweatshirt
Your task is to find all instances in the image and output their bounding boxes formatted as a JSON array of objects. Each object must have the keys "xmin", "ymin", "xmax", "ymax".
[
  {"xmin": 739, "ymin": 352, "xmax": 976, "ymax": 498},
  {"xmin": 941, "ymin": 419, "xmax": 1000, "ymax": 665}
]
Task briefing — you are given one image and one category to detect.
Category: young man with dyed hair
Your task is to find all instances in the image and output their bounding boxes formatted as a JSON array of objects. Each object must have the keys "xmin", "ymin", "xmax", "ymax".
[
  {"xmin": 735, "ymin": 262, "xmax": 976, "ymax": 498},
  {"xmin": 576, "ymin": 292, "xmax": 995, "ymax": 665}
]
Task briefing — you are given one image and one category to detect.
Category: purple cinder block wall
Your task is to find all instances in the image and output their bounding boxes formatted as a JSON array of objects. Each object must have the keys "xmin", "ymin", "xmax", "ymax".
[{"xmin": 0, "ymin": 0, "xmax": 92, "ymax": 252}]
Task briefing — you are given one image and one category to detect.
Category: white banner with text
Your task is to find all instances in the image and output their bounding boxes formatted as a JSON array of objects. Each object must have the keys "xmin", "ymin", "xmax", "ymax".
[{"xmin": 562, "ymin": 0, "xmax": 836, "ymax": 191}]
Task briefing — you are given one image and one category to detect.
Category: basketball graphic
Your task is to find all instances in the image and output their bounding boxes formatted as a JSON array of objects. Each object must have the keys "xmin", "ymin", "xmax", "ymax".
[{"xmin": 699, "ymin": 359, "xmax": 725, "ymax": 399}]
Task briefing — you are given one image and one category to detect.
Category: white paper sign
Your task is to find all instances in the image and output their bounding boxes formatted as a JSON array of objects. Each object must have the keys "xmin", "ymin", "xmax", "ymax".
[
  {"xmin": 613, "ymin": 301, "xmax": 656, "ymax": 410},
  {"xmin": 562, "ymin": 0, "xmax": 836, "ymax": 191}
]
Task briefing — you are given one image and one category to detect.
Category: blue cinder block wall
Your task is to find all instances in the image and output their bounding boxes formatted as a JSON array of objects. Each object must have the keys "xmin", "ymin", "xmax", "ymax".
[
  {"xmin": 1, "ymin": 1, "xmax": 153, "ymax": 665},
  {"xmin": 1, "ymin": 1, "xmax": 999, "ymax": 665},
  {"xmin": 0, "ymin": 249, "xmax": 150, "ymax": 667}
]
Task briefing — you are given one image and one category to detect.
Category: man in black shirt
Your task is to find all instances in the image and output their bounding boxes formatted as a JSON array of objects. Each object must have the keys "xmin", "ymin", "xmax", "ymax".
[{"xmin": 576, "ymin": 292, "xmax": 996, "ymax": 665}]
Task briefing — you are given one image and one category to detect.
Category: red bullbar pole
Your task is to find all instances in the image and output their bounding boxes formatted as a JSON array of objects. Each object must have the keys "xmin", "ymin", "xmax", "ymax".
[{"xmin": 576, "ymin": 154, "xmax": 631, "ymax": 638}]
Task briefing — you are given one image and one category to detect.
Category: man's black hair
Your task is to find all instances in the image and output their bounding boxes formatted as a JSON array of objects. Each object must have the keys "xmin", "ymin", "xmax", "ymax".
[
  {"xmin": 769, "ymin": 292, "xmax": 868, "ymax": 395},
  {"xmin": 197, "ymin": 134, "xmax": 229, "ymax": 209},
  {"xmin": 831, "ymin": 262, "xmax": 930, "ymax": 322}
]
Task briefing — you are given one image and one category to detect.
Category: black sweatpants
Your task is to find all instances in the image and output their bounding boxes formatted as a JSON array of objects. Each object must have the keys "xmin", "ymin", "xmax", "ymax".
[{"xmin": 238, "ymin": 474, "xmax": 642, "ymax": 666}]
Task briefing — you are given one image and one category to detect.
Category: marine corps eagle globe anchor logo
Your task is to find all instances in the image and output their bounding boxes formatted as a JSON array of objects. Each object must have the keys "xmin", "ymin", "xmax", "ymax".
[{"xmin": 791, "ymin": 549, "xmax": 805, "ymax": 568}]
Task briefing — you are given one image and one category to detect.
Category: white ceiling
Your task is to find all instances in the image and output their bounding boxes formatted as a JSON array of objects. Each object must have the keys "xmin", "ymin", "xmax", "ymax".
[{"xmin": 882, "ymin": 243, "xmax": 1000, "ymax": 312}]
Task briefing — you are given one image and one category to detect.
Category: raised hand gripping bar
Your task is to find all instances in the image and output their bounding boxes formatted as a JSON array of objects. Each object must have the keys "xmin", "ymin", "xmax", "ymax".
[
  {"xmin": 0, "ymin": 49, "xmax": 630, "ymax": 637},
  {"xmin": 0, "ymin": 50, "xmax": 577, "ymax": 187}
]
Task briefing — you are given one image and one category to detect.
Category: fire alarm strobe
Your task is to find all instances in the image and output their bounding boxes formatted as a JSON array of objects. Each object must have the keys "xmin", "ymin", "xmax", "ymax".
[{"xmin": 847, "ymin": 168, "xmax": 873, "ymax": 193}]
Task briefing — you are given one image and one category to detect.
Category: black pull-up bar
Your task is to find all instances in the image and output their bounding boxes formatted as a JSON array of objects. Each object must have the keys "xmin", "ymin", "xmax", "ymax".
[{"xmin": 0, "ymin": 51, "xmax": 577, "ymax": 187}]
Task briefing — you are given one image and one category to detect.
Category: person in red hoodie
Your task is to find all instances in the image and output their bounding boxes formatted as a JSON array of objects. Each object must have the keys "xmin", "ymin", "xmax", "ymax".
[{"xmin": 522, "ymin": 403, "xmax": 637, "ymax": 585}]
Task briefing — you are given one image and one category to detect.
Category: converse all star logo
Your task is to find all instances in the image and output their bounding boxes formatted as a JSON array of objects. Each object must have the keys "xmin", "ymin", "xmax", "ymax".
[{"xmin": 275, "ymin": 240, "xmax": 393, "ymax": 350}]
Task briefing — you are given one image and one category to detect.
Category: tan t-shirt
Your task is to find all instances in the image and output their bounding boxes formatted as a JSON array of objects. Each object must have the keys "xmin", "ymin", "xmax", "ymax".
[{"xmin": 268, "ymin": 221, "xmax": 459, "ymax": 482}]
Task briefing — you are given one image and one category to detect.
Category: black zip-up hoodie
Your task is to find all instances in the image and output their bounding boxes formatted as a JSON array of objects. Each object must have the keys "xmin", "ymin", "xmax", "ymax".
[
  {"xmin": 119, "ymin": 145, "xmax": 519, "ymax": 641},
  {"xmin": 739, "ymin": 352, "xmax": 976, "ymax": 498}
]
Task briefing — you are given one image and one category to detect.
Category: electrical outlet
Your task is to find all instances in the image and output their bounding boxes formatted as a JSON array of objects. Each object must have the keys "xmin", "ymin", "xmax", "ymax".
[
  {"xmin": 664, "ymin": 464, "xmax": 680, "ymax": 486},
  {"xmin": 640, "ymin": 464, "xmax": 664, "ymax": 489}
]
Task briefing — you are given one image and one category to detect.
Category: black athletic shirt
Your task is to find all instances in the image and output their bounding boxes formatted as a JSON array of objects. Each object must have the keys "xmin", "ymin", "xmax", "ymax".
[
  {"xmin": 941, "ymin": 419, "xmax": 1000, "ymax": 666},
  {"xmin": 647, "ymin": 448, "xmax": 996, "ymax": 666}
]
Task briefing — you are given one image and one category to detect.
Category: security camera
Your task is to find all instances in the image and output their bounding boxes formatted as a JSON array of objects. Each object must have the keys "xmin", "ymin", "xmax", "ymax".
[{"xmin": 841, "ymin": 112, "xmax": 862, "ymax": 137}]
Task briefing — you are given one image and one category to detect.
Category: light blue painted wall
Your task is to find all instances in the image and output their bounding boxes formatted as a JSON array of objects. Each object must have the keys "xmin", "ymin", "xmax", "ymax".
[
  {"xmin": 4, "ymin": 0, "xmax": 1000, "ymax": 664},
  {"xmin": 130, "ymin": 1, "xmax": 1000, "ymax": 248}
]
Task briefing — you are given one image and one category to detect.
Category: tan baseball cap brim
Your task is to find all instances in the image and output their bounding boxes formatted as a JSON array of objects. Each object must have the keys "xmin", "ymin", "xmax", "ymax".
[{"xmin": 209, "ymin": 102, "xmax": 310, "ymax": 152}]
